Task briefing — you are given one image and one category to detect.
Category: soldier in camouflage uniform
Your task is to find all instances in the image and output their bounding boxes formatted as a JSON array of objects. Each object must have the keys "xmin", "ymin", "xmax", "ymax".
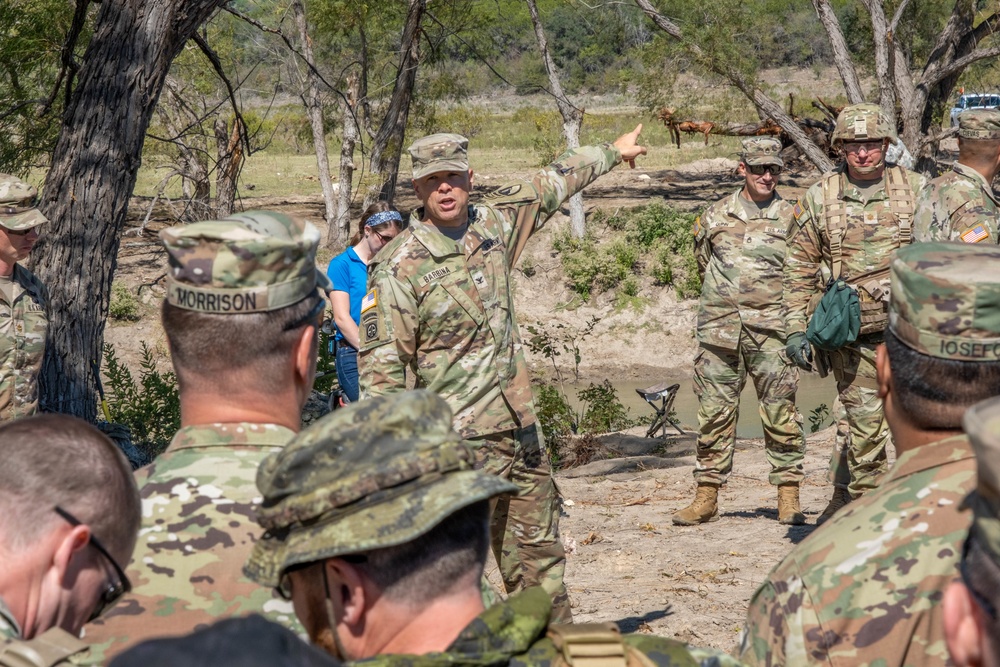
[
  {"xmin": 358, "ymin": 127, "xmax": 647, "ymax": 620},
  {"xmin": 784, "ymin": 103, "xmax": 928, "ymax": 521},
  {"xmin": 243, "ymin": 389, "xmax": 743, "ymax": 667},
  {"xmin": 674, "ymin": 137, "xmax": 806, "ymax": 526},
  {"xmin": 943, "ymin": 396, "xmax": 1000, "ymax": 666},
  {"xmin": 80, "ymin": 211, "xmax": 330, "ymax": 663},
  {"xmin": 0, "ymin": 174, "xmax": 48, "ymax": 423},
  {"xmin": 0, "ymin": 415, "xmax": 140, "ymax": 667},
  {"xmin": 741, "ymin": 242, "xmax": 1000, "ymax": 667},
  {"xmin": 913, "ymin": 108, "xmax": 1000, "ymax": 245}
]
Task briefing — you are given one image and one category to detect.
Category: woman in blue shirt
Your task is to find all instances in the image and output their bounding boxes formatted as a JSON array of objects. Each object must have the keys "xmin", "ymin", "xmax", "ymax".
[{"xmin": 327, "ymin": 202, "xmax": 404, "ymax": 402}]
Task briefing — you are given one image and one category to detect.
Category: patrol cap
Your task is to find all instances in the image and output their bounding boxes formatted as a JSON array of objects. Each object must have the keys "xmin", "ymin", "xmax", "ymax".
[
  {"xmin": 958, "ymin": 109, "xmax": 1000, "ymax": 140},
  {"xmin": 740, "ymin": 137, "xmax": 783, "ymax": 167},
  {"xmin": 243, "ymin": 390, "xmax": 517, "ymax": 587},
  {"xmin": 961, "ymin": 396, "xmax": 1000, "ymax": 565},
  {"xmin": 889, "ymin": 242, "xmax": 1000, "ymax": 361},
  {"xmin": 0, "ymin": 174, "xmax": 48, "ymax": 231},
  {"xmin": 408, "ymin": 133, "xmax": 469, "ymax": 180},
  {"xmin": 160, "ymin": 210, "xmax": 332, "ymax": 314}
]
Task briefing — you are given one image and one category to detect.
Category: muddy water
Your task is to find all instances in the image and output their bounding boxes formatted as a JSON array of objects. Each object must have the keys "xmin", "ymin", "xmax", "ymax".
[{"xmin": 568, "ymin": 373, "xmax": 840, "ymax": 438}]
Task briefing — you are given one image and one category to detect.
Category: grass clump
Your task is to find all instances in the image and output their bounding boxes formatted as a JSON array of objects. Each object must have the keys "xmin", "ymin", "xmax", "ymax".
[{"xmin": 109, "ymin": 282, "xmax": 142, "ymax": 322}]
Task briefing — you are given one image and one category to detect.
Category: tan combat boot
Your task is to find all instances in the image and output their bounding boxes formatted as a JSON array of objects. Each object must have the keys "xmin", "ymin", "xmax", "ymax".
[
  {"xmin": 777, "ymin": 484, "xmax": 806, "ymax": 525},
  {"xmin": 816, "ymin": 486, "xmax": 852, "ymax": 525},
  {"xmin": 672, "ymin": 484, "xmax": 720, "ymax": 525}
]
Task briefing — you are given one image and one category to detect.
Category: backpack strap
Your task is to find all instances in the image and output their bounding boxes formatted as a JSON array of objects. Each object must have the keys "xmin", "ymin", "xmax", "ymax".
[
  {"xmin": 885, "ymin": 165, "xmax": 914, "ymax": 246},
  {"xmin": 0, "ymin": 629, "xmax": 87, "ymax": 667},
  {"xmin": 822, "ymin": 173, "xmax": 848, "ymax": 280},
  {"xmin": 548, "ymin": 623, "xmax": 630, "ymax": 667}
]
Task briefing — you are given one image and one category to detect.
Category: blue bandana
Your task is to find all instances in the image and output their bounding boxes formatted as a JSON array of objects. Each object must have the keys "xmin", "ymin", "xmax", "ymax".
[{"xmin": 365, "ymin": 210, "xmax": 403, "ymax": 227}]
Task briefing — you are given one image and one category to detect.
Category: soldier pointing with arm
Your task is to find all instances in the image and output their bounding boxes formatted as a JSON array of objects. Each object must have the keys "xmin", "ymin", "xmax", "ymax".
[{"xmin": 359, "ymin": 126, "xmax": 647, "ymax": 620}]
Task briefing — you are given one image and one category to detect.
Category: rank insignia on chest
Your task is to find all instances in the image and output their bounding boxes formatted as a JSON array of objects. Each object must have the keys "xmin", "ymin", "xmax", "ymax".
[
  {"xmin": 961, "ymin": 225, "xmax": 990, "ymax": 244},
  {"xmin": 361, "ymin": 289, "xmax": 377, "ymax": 313},
  {"xmin": 420, "ymin": 267, "xmax": 452, "ymax": 285},
  {"xmin": 474, "ymin": 274, "xmax": 486, "ymax": 288},
  {"xmin": 863, "ymin": 211, "xmax": 878, "ymax": 224}
]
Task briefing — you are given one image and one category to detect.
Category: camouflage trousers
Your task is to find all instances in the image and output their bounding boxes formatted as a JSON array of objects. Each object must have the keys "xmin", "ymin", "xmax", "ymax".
[
  {"xmin": 692, "ymin": 334, "xmax": 805, "ymax": 486},
  {"xmin": 471, "ymin": 424, "xmax": 571, "ymax": 622},
  {"xmin": 826, "ymin": 339, "xmax": 891, "ymax": 496}
]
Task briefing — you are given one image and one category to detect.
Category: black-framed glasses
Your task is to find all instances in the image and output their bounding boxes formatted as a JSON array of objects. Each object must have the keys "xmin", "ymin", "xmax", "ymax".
[
  {"xmin": 372, "ymin": 230, "xmax": 396, "ymax": 244},
  {"xmin": 747, "ymin": 164, "xmax": 782, "ymax": 176},
  {"xmin": 282, "ymin": 296, "xmax": 326, "ymax": 332},
  {"xmin": 275, "ymin": 554, "xmax": 368, "ymax": 601},
  {"xmin": 53, "ymin": 506, "xmax": 132, "ymax": 622}
]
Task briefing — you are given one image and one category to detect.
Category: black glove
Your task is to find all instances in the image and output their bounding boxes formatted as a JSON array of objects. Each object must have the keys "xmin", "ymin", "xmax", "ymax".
[{"xmin": 785, "ymin": 332, "xmax": 813, "ymax": 371}]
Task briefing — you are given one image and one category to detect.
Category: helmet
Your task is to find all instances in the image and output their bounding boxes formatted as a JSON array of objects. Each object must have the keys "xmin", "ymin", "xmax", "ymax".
[{"xmin": 832, "ymin": 103, "xmax": 897, "ymax": 145}]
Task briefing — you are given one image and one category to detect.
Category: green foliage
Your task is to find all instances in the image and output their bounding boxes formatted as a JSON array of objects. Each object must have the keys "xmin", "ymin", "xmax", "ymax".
[
  {"xmin": 809, "ymin": 403, "xmax": 832, "ymax": 434},
  {"xmin": 578, "ymin": 380, "xmax": 636, "ymax": 433},
  {"xmin": 102, "ymin": 343, "xmax": 180, "ymax": 461},
  {"xmin": 534, "ymin": 382, "xmax": 575, "ymax": 446},
  {"xmin": 109, "ymin": 282, "xmax": 142, "ymax": 322},
  {"xmin": 523, "ymin": 316, "xmax": 599, "ymax": 385},
  {"xmin": 554, "ymin": 232, "xmax": 638, "ymax": 301}
]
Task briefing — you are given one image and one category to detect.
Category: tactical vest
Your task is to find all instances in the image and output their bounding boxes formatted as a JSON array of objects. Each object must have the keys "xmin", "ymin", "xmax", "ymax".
[
  {"xmin": 821, "ymin": 165, "xmax": 914, "ymax": 335},
  {"xmin": 0, "ymin": 628, "xmax": 87, "ymax": 667},
  {"xmin": 548, "ymin": 623, "xmax": 657, "ymax": 667}
]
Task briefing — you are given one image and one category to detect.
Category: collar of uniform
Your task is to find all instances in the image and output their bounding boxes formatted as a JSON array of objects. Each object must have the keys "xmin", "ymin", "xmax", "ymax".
[
  {"xmin": 410, "ymin": 207, "xmax": 479, "ymax": 259},
  {"xmin": 952, "ymin": 162, "xmax": 999, "ymax": 203},
  {"xmin": 729, "ymin": 187, "xmax": 782, "ymax": 221},
  {"xmin": 165, "ymin": 422, "xmax": 297, "ymax": 453},
  {"xmin": 10, "ymin": 264, "xmax": 42, "ymax": 299},
  {"xmin": 883, "ymin": 433, "xmax": 974, "ymax": 485},
  {"xmin": 839, "ymin": 170, "xmax": 887, "ymax": 203},
  {"xmin": 0, "ymin": 595, "xmax": 23, "ymax": 639},
  {"xmin": 445, "ymin": 586, "xmax": 551, "ymax": 659}
]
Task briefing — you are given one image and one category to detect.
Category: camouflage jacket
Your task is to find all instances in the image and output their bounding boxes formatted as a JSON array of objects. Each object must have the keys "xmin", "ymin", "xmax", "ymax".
[
  {"xmin": 0, "ymin": 598, "xmax": 18, "ymax": 640},
  {"xmin": 355, "ymin": 587, "xmax": 743, "ymax": 667},
  {"xmin": 913, "ymin": 162, "xmax": 999, "ymax": 244},
  {"xmin": 78, "ymin": 423, "xmax": 303, "ymax": 665},
  {"xmin": 783, "ymin": 165, "xmax": 927, "ymax": 335},
  {"xmin": 0, "ymin": 264, "xmax": 47, "ymax": 422},
  {"xmin": 695, "ymin": 189, "xmax": 795, "ymax": 348},
  {"xmin": 739, "ymin": 433, "xmax": 975, "ymax": 667},
  {"xmin": 359, "ymin": 144, "xmax": 621, "ymax": 438}
]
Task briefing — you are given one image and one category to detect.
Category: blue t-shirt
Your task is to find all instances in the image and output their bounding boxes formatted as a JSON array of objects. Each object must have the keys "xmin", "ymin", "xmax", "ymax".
[{"xmin": 326, "ymin": 247, "xmax": 368, "ymax": 342}]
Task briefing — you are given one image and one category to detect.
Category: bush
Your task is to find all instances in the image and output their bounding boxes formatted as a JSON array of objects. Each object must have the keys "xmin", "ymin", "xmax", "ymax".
[
  {"xmin": 578, "ymin": 380, "xmax": 636, "ymax": 433},
  {"xmin": 556, "ymin": 233, "xmax": 638, "ymax": 300},
  {"xmin": 102, "ymin": 342, "xmax": 180, "ymax": 461},
  {"xmin": 109, "ymin": 282, "xmax": 141, "ymax": 322}
]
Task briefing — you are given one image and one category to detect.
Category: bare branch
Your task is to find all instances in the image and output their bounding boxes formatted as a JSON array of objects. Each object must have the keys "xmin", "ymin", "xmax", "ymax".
[
  {"xmin": 191, "ymin": 32, "xmax": 252, "ymax": 157},
  {"xmin": 39, "ymin": 0, "xmax": 92, "ymax": 116},
  {"xmin": 889, "ymin": 0, "xmax": 911, "ymax": 34},
  {"xmin": 861, "ymin": 0, "xmax": 895, "ymax": 122},
  {"xmin": 812, "ymin": 0, "xmax": 865, "ymax": 103},
  {"xmin": 925, "ymin": 45, "xmax": 1000, "ymax": 87}
]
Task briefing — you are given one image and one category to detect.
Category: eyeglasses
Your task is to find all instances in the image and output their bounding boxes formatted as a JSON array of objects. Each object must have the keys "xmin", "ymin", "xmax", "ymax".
[
  {"xmin": 3, "ymin": 227, "xmax": 35, "ymax": 236},
  {"xmin": 282, "ymin": 296, "xmax": 326, "ymax": 332},
  {"xmin": 53, "ymin": 506, "xmax": 131, "ymax": 622},
  {"xmin": 747, "ymin": 164, "xmax": 782, "ymax": 176},
  {"xmin": 843, "ymin": 140, "xmax": 884, "ymax": 154},
  {"xmin": 275, "ymin": 554, "xmax": 368, "ymax": 601},
  {"xmin": 372, "ymin": 230, "xmax": 396, "ymax": 244}
]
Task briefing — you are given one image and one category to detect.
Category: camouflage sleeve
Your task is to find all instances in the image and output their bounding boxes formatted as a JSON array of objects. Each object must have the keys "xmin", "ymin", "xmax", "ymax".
[
  {"xmin": 911, "ymin": 183, "xmax": 943, "ymax": 242},
  {"xmin": 739, "ymin": 576, "xmax": 817, "ymax": 667},
  {"xmin": 782, "ymin": 192, "xmax": 823, "ymax": 335},
  {"xmin": 357, "ymin": 267, "xmax": 418, "ymax": 398},
  {"xmin": 693, "ymin": 213, "xmax": 710, "ymax": 279}
]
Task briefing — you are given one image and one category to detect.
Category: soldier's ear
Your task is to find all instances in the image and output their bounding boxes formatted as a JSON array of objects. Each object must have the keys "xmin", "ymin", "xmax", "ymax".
[
  {"xmin": 294, "ymin": 324, "xmax": 318, "ymax": 391},
  {"xmin": 943, "ymin": 581, "xmax": 985, "ymax": 667},
  {"xmin": 467, "ymin": 169, "xmax": 474, "ymax": 187},
  {"xmin": 875, "ymin": 343, "xmax": 892, "ymax": 400}
]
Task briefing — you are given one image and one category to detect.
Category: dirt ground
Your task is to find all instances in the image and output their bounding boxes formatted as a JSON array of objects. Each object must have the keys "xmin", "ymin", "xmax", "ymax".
[{"xmin": 109, "ymin": 144, "xmax": 860, "ymax": 656}]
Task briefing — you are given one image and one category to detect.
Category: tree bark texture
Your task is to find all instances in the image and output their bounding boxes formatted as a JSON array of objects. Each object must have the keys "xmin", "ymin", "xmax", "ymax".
[
  {"xmin": 214, "ymin": 115, "xmax": 244, "ymax": 218},
  {"xmin": 332, "ymin": 72, "xmax": 360, "ymax": 250},
  {"xmin": 292, "ymin": 0, "xmax": 336, "ymax": 232},
  {"xmin": 362, "ymin": 0, "xmax": 425, "ymax": 210},
  {"xmin": 812, "ymin": 0, "xmax": 866, "ymax": 104},
  {"xmin": 525, "ymin": 0, "xmax": 585, "ymax": 238},
  {"xmin": 33, "ymin": 0, "xmax": 227, "ymax": 419},
  {"xmin": 633, "ymin": 0, "xmax": 834, "ymax": 172},
  {"xmin": 861, "ymin": 0, "xmax": 896, "ymax": 125}
]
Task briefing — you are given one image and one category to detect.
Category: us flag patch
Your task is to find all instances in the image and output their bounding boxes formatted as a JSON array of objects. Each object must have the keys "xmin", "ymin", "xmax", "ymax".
[
  {"xmin": 360, "ymin": 289, "xmax": 377, "ymax": 312},
  {"xmin": 961, "ymin": 225, "xmax": 990, "ymax": 244}
]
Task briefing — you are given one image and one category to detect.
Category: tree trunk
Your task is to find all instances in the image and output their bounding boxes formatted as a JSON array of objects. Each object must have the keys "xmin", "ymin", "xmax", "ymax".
[
  {"xmin": 330, "ymin": 72, "xmax": 360, "ymax": 250},
  {"xmin": 362, "ymin": 0, "xmax": 425, "ymax": 210},
  {"xmin": 862, "ymin": 0, "xmax": 896, "ymax": 125},
  {"xmin": 525, "ymin": 0, "xmax": 586, "ymax": 238},
  {"xmin": 214, "ymin": 115, "xmax": 244, "ymax": 218},
  {"xmin": 812, "ymin": 0, "xmax": 866, "ymax": 104},
  {"xmin": 292, "ymin": 0, "xmax": 336, "ymax": 231},
  {"xmin": 633, "ymin": 0, "xmax": 834, "ymax": 172},
  {"xmin": 33, "ymin": 0, "xmax": 227, "ymax": 419}
]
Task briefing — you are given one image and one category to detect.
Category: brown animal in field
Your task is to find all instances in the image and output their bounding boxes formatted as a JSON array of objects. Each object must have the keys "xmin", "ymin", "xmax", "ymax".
[
  {"xmin": 676, "ymin": 120, "xmax": 715, "ymax": 146},
  {"xmin": 658, "ymin": 107, "xmax": 681, "ymax": 148},
  {"xmin": 755, "ymin": 119, "xmax": 782, "ymax": 136}
]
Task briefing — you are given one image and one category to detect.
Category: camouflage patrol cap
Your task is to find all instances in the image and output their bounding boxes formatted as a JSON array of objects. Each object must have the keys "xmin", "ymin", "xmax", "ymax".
[
  {"xmin": 160, "ymin": 210, "xmax": 332, "ymax": 314},
  {"xmin": 832, "ymin": 103, "xmax": 897, "ymax": 144},
  {"xmin": 889, "ymin": 242, "xmax": 1000, "ymax": 361},
  {"xmin": 958, "ymin": 109, "xmax": 1000, "ymax": 140},
  {"xmin": 408, "ymin": 133, "xmax": 469, "ymax": 180},
  {"xmin": 243, "ymin": 390, "xmax": 517, "ymax": 587},
  {"xmin": 740, "ymin": 137, "xmax": 783, "ymax": 167},
  {"xmin": 0, "ymin": 174, "xmax": 48, "ymax": 231},
  {"xmin": 961, "ymin": 396, "xmax": 1000, "ymax": 565}
]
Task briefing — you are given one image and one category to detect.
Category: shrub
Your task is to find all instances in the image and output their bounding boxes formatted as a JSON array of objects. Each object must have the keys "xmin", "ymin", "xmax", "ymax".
[
  {"xmin": 109, "ymin": 282, "xmax": 141, "ymax": 322},
  {"xmin": 102, "ymin": 342, "xmax": 180, "ymax": 461},
  {"xmin": 578, "ymin": 380, "xmax": 636, "ymax": 433}
]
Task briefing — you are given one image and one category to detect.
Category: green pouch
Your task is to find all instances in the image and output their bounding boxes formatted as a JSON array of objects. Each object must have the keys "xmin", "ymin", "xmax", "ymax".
[{"xmin": 806, "ymin": 279, "xmax": 860, "ymax": 351}]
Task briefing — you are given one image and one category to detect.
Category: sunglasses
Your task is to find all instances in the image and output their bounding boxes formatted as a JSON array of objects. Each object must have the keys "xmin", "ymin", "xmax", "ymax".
[
  {"xmin": 843, "ymin": 140, "xmax": 884, "ymax": 153},
  {"xmin": 54, "ymin": 506, "xmax": 132, "ymax": 622},
  {"xmin": 372, "ymin": 230, "xmax": 396, "ymax": 244},
  {"xmin": 282, "ymin": 296, "xmax": 327, "ymax": 332},
  {"xmin": 747, "ymin": 164, "xmax": 782, "ymax": 176}
]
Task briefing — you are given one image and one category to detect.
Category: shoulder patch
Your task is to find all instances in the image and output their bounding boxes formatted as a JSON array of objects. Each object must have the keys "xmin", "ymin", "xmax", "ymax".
[
  {"xmin": 360, "ymin": 289, "xmax": 377, "ymax": 313},
  {"xmin": 693, "ymin": 216, "xmax": 701, "ymax": 236},
  {"xmin": 960, "ymin": 224, "xmax": 991, "ymax": 244},
  {"xmin": 360, "ymin": 310, "xmax": 382, "ymax": 345},
  {"xmin": 792, "ymin": 203, "xmax": 803, "ymax": 220},
  {"xmin": 486, "ymin": 184, "xmax": 521, "ymax": 199}
]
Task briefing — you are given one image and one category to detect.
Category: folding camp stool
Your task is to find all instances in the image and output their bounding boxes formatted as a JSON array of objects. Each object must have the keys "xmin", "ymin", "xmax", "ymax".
[{"xmin": 635, "ymin": 382, "xmax": 684, "ymax": 438}]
